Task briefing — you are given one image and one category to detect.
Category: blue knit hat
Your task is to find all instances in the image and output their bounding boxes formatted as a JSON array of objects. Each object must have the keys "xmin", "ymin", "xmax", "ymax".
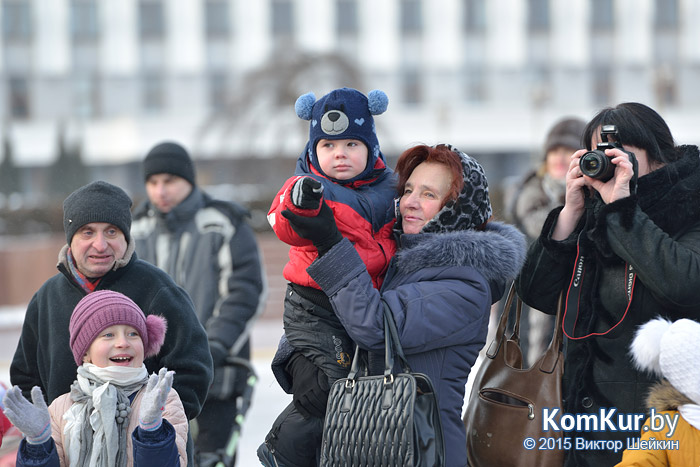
[{"xmin": 295, "ymin": 87, "xmax": 388, "ymax": 178}]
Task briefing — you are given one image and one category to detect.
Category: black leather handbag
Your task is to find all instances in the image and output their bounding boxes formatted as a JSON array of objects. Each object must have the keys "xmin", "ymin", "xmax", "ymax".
[{"xmin": 320, "ymin": 301, "xmax": 445, "ymax": 467}]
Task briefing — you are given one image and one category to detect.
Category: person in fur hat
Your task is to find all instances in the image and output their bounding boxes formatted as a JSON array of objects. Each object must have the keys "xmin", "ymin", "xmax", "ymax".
[
  {"xmin": 516, "ymin": 102, "xmax": 700, "ymax": 467},
  {"xmin": 260, "ymin": 88, "xmax": 397, "ymax": 466},
  {"xmin": 3, "ymin": 291, "xmax": 188, "ymax": 467},
  {"xmin": 614, "ymin": 317, "xmax": 700, "ymax": 466},
  {"xmin": 281, "ymin": 143, "xmax": 527, "ymax": 467}
]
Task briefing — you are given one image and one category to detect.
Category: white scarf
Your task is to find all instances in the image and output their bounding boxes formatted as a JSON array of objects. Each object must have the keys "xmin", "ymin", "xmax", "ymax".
[{"xmin": 63, "ymin": 363, "xmax": 148, "ymax": 467}]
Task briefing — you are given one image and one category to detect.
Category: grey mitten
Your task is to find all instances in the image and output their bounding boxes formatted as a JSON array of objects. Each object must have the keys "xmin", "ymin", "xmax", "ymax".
[
  {"xmin": 139, "ymin": 368, "xmax": 174, "ymax": 431},
  {"xmin": 2, "ymin": 386, "xmax": 52, "ymax": 445},
  {"xmin": 291, "ymin": 177, "xmax": 324, "ymax": 211}
]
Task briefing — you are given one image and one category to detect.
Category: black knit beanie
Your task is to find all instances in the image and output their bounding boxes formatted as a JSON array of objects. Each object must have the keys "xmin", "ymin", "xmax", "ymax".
[
  {"xmin": 63, "ymin": 181, "xmax": 133, "ymax": 244},
  {"xmin": 143, "ymin": 142, "xmax": 196, "ymax": 186}
]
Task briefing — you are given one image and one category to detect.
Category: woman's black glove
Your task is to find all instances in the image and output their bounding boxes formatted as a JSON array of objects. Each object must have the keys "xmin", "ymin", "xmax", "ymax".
[
  {"xmin": 282, "ymin": 201, "xmax": 343, "ymax": 256},
  {"xmin": 285, "ymin": 352, "xmax": 330, "ymax": 419}
]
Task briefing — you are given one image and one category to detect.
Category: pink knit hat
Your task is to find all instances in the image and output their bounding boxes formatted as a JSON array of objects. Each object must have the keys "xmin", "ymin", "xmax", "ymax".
[{"xmin": 69, "ymin": 291, "xmax": 167, "ymax": 366}]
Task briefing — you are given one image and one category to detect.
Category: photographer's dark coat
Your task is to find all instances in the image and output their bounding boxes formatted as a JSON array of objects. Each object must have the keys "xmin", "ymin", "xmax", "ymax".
[{"xmin": 516, "ymin": 145, "xmax": 700, "ymax": 467}]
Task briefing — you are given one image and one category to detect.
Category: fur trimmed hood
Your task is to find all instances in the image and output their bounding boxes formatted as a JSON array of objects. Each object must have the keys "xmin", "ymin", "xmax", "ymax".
[
  {"xmin": 647, "ymin": 379, "xmax": 695, "ymax": 411},
  {"xmin": 394, "ymin": 221, "xmax": 527, "ymax": 285}
]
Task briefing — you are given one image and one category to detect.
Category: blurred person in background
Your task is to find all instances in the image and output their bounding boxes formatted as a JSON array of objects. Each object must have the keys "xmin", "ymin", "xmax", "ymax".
[
  {"xmin": 516, "ymin": 102, "xmax": 700, "ymax": 466},
  {"xmin": 131, "ymin": 142, "xmax": 266, "ymax": 466},
  {"xmin": 503, "ymin": 117, "xmax": 586, "ymax": 365},
  {"xmin": 10, "ymin": 180, "xmax": 212, "ymax": 465}
]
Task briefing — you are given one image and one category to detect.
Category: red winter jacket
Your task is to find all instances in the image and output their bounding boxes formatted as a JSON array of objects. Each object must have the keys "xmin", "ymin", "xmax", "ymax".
[{"xmin": 268, "ymin": 152, "xmax": 397, "ymax": 290}]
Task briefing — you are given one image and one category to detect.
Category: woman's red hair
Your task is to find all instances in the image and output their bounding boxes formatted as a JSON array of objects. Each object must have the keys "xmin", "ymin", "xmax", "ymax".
[{"xmin": 395, "ymin": 144, "xmax": 464, "ymax": 204}]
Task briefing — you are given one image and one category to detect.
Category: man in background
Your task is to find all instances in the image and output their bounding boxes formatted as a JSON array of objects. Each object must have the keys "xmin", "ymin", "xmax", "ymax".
[{"xmin": 132, "ymin": 142, "xmax": 266, "ymax": 466}]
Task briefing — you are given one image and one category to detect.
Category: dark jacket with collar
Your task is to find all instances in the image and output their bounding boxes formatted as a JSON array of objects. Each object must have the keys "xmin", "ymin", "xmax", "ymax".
[
  {"xmin": 132, "ymin": 187, "xmax": 266, "ymax": 399},
  {"xmin": 516, "ymin": 145, "xmax": 700, "ymax": 467},
  {"xmin": 10, "ymin": 242, "xmax": 213, "ymax": 420},
  {"xmin": 308, "ymin": 221, "xmax": 527, "ymax": 467}
]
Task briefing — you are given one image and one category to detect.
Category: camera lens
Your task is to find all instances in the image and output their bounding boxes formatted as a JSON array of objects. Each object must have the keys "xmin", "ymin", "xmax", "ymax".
[{"xmin": 580, "ymin": 150, "xmax": 614, "ymax": 181}]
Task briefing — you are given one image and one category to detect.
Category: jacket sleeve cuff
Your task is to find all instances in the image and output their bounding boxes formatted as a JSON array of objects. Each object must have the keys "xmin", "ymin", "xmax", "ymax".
[
  {"xmin": 538, "ymin": 206, "xmax": 581, "ymax": 259},
  {"xmin": 307, "ymin": 238, "xmax": 367, "ymax": 297},
  {"xmin": 596, "ymin": 194, "xmax": 638, "ymax": 231},
  {"xmin": 271, "ymin": 334, "xmax": 295, "ymax": 394}
]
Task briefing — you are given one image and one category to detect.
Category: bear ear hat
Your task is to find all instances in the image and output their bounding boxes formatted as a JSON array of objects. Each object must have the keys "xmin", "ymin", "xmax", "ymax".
[
  {"xmin": 367, "ymin": 89, "xmax": 388, "ymax": 115},
  {"xmin": 629, "ymin": 317, "xmax": 670, "ymax": 376},
  {"xmin": 295, "ymin": 92, "xmax": 316, "ymax": 120}
]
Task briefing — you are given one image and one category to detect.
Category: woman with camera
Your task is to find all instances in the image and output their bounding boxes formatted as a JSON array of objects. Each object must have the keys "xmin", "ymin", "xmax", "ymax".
[{"xmin": 516, "ymin": 102, "xmax": 700, "ymax": 467}]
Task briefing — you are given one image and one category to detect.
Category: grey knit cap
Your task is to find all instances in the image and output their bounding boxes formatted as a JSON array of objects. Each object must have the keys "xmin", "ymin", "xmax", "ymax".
[
  {"xmin": 544, "ymin": 117, "xmax": 586, "ymax": 155},
  {"xmin": 143, "ymin": 141, "xmax": 196, "ymax": 186},
  {"xmin": 63, "ymin": 181, "xmax": 133, "ymax": 244}
]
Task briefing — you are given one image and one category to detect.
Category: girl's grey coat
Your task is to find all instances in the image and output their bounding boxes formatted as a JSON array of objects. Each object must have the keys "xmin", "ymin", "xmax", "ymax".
[{"xmin": 308, "ymin": 221, "xmax": 526, "ymax": 467}]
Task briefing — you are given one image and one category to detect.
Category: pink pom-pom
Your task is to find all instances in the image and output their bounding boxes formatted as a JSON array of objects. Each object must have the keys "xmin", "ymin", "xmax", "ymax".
[{"xmin": 144, "ymin": 315, "xmax": 168, "ymax": 357}]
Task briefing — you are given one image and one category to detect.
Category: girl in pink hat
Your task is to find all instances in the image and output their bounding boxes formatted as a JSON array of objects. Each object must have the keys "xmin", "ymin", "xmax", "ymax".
[{"xmin": 2, "ymin": 290, "xmax": 188, "ymax": 466}]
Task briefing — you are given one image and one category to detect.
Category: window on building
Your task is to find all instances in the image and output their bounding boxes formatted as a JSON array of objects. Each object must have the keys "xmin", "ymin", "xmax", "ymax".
[
  {"xmin": 590, "ymin": 0, "xmax": 614, "ymax": 31},
  {"xmin": 71, "ymin": 0, "xmax": 99, "ymax": 41},
  {"xmin": 464, "ymin": 69, "xmax": 486, "ymax": 103},
  {"xmin": 463, "ymin": 0, "xmax": 486, "ymax": 34},
  {"xmin": 142, "ymin": 74, "xmax": 164, "ymax": 112},
  {"xmin": 271, "ymin": 0, "xmax": 294, "ymax": 37},
  {"xmin": 400, "ymin": 0, "xmax": 422, "ymax": 35},
  {"xmin": 655, "ymin": 65, "xmax": 677, "ymax": 107},
  {"xmin": 73, "ymin": 74, "xmax": 100, "ymax": 119},
  {"xmin": 205, "ymin": 0, "xmax": 230, "ymax": 39},
  {"xmin": 208, "ymin": 73, "xmax": 229, "ymax": 111},
  {"xmin": 336, "ymin": 0, "xmax": 358, "ymax": 35},
  {"xmin": 402, "ymin": 69, "xmax": 422, "ymax": 105},
  {"xmin": 527, "ymin": 0, "xmax": 549, "ymax": 33},
  {"xmin": 654, "ymin": 0, "xmax": 678, "ymax": 30},
  {"xmin": 593, "ymin": 67, "xmax": 612, "ymax": 106},
  {"xmin": 2, "ymin": 1, "xmax": 32, "ymax": 42},
  {"xmin": 139, "ymin": 0, "xmax": 165, "ymax": 40},
  {"xmin": 8, "ymin": 77, "xmax": 30, "ymax": 119}
]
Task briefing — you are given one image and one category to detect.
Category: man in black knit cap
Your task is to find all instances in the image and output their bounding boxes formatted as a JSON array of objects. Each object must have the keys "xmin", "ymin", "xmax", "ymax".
[
  {"xmin": 132, "ymin": 142, "xmax": 266, "ymax": 466},
  {"xmin": 10, "ymin": 180, "xmax": 214, "ymax": 465}
]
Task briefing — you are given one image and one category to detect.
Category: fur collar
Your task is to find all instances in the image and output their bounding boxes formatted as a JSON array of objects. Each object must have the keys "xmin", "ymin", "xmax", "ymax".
[
  {"xmin": 647, "ymin": 379, "xmax": 695, "ymax": 411},
  {"xmin": 393, "ymin": 221, "xmax": 526, "ymax": 284}
]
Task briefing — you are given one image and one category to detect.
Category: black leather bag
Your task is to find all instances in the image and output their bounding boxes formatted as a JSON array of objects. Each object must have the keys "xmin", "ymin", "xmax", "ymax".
[{"xmin": 320, "ymin": 301, "xmax": 445, "ymax": 467}]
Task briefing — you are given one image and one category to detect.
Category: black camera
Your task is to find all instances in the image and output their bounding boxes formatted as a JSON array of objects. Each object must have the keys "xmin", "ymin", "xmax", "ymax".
[{"xmin": 579, "ymin": 125, "xmax": 636, "ymax": 181}]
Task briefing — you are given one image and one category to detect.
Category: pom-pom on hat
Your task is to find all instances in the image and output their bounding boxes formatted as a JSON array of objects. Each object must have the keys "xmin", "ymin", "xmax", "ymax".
[
  {"xmin": 295, "ymin": 87, "xmax": 388, "ymax": 178},
  {"xmin": 630, "ymin": 317, "xmax": 700, "ymax": 405},
  {"xmin": 69, "ymin": 290, "xmax": 167, "ymax": 367},
  {"xmin": 63, "ymin": 181, "xmax": 133, "ymax": 245},
  {"xmin": 143, "ymin": 141, "xmax": 196, "ymax": 186}
]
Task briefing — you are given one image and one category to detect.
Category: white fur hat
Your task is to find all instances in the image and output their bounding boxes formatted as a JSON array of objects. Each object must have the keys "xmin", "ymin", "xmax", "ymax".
[{"xmin": 630, "ymin": 317, "xmax": 700, "ymax": 405}]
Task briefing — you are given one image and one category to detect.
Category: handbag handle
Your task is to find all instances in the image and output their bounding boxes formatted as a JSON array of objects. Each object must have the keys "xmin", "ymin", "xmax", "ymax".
[
  {"xmin": 345, "ymin": 300, "xmax": 411, "ymax": 381},
  {"xmin": 486, "ymin": 282, "xmax": 564, "ymax": 373}
]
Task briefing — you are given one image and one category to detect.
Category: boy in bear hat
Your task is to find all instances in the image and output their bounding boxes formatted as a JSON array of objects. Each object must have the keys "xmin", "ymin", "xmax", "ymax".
[
  {"xmin": 132, "ymin": 141, "xmax": 265, "ymax": 464},
  {"xmin": 261, "ymin": 88, "xmax": 397, "ymax": 466},
  {"xmin": 3, "ymin": 291, "xmax": 188, "ymax": 466},
  {"xmin": 615, "ymin": 317, "xmax": 700, "ymax": 466}
]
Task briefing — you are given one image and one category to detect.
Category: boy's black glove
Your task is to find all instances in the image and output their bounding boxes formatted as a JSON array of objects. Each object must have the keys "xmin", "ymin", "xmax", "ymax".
[
  {"xmin": 282, "ymin": 201, "xmax": 343, "ymax": 256},
  {"xmin": 286, "ymin": 352, "xmax": 330, "ymax": 419},
  {"xmin": 291, "ymin": 177, "xmax": 324, "ymax": 210}
]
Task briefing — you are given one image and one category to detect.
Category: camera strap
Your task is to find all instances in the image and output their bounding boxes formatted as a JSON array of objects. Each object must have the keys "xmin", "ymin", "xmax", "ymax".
[{"xmin": 562, "ymin": 231, "xmax": 637, "ymax": 340}]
